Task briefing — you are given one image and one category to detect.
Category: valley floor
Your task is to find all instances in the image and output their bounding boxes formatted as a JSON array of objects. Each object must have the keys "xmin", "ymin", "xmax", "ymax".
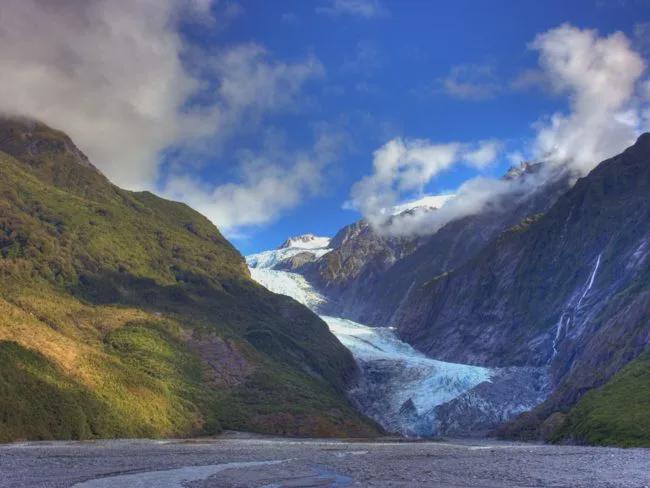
[{"xmin": 1, "ymin": 434, "xmax": 648, "ymax": 487}]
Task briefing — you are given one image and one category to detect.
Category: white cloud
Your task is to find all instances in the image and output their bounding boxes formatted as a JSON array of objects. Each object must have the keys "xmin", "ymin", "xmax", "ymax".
[
  {"xmin": 163, "ymin": 162, "xmax": 320, "ymax": 236},
  {"xmin": 212, "ymin": 44, "xmax": 323, "ymax": 118},
  {"xmin": 440, "ymin": 64, "xmax": 501, "ymax": 101},
  {"xmin": 464, "ymin": 140, "xmax": 502, "ymax": 168},
  {"xmin": 510, "ymin": 68, "xmax": 550, "ymax": 91},
  {"xmin": 530, "ymin": 24, "xmax": 646, "ymax": 174},
  {"xmin": 347, "ymin": 138, "xmax": 502, "ymax": 228},
  {"xmin": 0, "ymin": 0, "xmax": 323, "ymax": 200},
  {"xmin": 163, "ymin": 130, "xmax": 344, "ymax": 236},
  {"xmin": 0, "ymin": 0, "xmax": 202, "ymax": 188},
  {"xmin": 350, "ymin": 24, "xmax": 649, "ymax": 237},
  {"xmin": 317, "ymin": 0, "xmax": 389, "ymax": 19},
  {"xmin": 383, "ymin": 172, "xmax": 550, "ymax": 236},
  {"xmin": 506, "ymin": 151, "xmax": 526, "ymax": 166}
]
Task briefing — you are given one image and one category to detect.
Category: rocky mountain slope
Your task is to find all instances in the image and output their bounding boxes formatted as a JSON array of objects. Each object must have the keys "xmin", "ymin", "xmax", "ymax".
[
  {"xmin": 397, "ymin": 134, "xmax": 650, "ymax": 445},
  {"xmin": 296, "ymin": 219, "xmax": 422, "ymax": 319},
  {"xmin": 0, "ymin": 117, "xmax": 378, "ymax": 442},
  {"xmin": 294, "ymin": 162, "xmax": 569, "ymax": 327},
  {"xmin": 272, "ymin": 137, "xmax": 649, "ymax": 446}
]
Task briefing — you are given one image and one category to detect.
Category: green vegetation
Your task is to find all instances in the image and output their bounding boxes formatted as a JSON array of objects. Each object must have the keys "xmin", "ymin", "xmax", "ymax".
[
  {"xmin": 0, "ymin": 118, "xmax": 378, "ymax": 441},
  {"xmin": 552, "ymin": 351, "xmax": 650, "ymax": 447}
]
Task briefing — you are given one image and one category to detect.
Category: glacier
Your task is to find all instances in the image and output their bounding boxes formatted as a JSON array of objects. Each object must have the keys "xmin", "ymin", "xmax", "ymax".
[{"xmin": 247, "ymin": 243, "xmax": 501, "ymax": 437}]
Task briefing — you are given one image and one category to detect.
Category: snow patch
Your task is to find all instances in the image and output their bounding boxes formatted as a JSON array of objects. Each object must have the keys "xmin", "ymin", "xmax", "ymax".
[{"xmin": 279, "ymin": 234, "xmax": 331, "ymax": 250}]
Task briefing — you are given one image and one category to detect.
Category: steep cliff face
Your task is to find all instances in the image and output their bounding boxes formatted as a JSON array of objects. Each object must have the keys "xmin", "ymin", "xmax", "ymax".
[
  {"xmin": 299, "ymin": 219, "xmax": 422, "ymax": 319},
  {"xmin": 396, "ymin": 134, "xmax": 650, "ymax": 442},
  {"xmin": 0, "ymin": 117, "xmax": 378, "ymax": 441}
]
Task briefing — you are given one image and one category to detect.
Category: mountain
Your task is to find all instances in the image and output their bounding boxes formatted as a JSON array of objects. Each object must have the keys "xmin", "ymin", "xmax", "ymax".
[
  {"xmin": 248, "ymin": 167, "xmax": 573, "ymax": 437},
  {"xmin": 0, "ymin": 117, "xmax": 378, "ymax": 442},
  {"xmin": 296, "ymin": 219, "xmax": 423, "ymax": 319},
  {"xmin": 266, "ymin": 138, "xmax": 649, "ymax": 445},
  {"xmin": 396, "ymin": 134, "xmax": 650, "ymax": 445},
  {"xmin": 293, "ymin": 162, "xmax": 568, "ymax": 326}
]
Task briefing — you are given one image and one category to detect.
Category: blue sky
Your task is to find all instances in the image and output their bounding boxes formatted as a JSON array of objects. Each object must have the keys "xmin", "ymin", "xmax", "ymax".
[
  {"xmin": 183, "ymin": 0, "xmax": 648, "ymax": 253},
  {"xmin": 2, "ymin": 0, "xmax": 649, "ymax": 254}
]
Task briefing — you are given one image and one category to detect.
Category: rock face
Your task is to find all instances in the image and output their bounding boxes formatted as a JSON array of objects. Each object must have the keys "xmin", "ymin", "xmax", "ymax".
[
  {"xmin": 299, "ymin": 219, "xmax": 423, "ymax": 320},
  {"xmin": 397, "ymin": 135, "xmax": 649, "ymax": 365},
  {"xmin": 0, "ymin": 117, "xmax": 378, "ymax": 441},
  {"xmin": 396, "ymin": 134, "xmax": 650, "ymax": 440}
]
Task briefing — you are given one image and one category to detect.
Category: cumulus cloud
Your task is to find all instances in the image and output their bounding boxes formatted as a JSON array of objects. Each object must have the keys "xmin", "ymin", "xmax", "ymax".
[
  {"xmin": 351, "ymin": 24, "xmax": 648, "ymax": 237},
  {"xmin": 0, "ymin": 0, "xmax": 203, "ymax": 188},
  {"xmin": 317, "ymin": 0, "xmax": 389, "ymax": 19},
  {"xmin": 530, "ymin": 24, "xmax": 646, "ymax": 174},
  {"xmin": 384, "ymin": 172, "xmax": 550, "ymax": 236},
  {"xmin": 347, "ymin": 138, "xmax": 501, "ymax": 228},
  {"xmin": 0, "ymin": 0, "xmax": 327, "ymax": 233},
  {"xmin": 464, "ymin": 140, "xmax": 502, "ymax": 168},
  {"xmin": 163, "ymin": 130, "xmax": 344, "ymax": 236}
]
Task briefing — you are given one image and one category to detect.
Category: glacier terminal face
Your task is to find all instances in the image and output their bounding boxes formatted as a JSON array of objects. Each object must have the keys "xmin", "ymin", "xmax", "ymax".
[{"xmin": 247, "ymin": 244, "xmax": 548, "ymax": 437}]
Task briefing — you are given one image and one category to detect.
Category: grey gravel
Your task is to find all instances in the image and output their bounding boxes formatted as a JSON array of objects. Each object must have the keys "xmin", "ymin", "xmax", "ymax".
[{"xmin": 0, "ymin": 434, "xmax": 648, "ymax": 487}]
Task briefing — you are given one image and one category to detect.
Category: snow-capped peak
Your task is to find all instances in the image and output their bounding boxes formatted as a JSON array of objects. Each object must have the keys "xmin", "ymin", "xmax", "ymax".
[
  {"xmin": 279, "ymin": 234, "xmax": 331, "ymax": 250},
  {"xmin": 247, "ymin": 234, "xmax": 332, "ymax": 270},
  {"xmin": 390, "ymin": 194, "xmax": 455, "ymax": 215}
]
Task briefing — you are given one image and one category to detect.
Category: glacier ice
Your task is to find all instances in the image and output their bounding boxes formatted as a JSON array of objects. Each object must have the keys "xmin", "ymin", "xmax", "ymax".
[
  {"xmin": 250, "ymin": 267, "xmax": 328, "ymax": 310},
  {"xmin": 248, "ymin": 245, "xmax": 495, "ymax": 436}
]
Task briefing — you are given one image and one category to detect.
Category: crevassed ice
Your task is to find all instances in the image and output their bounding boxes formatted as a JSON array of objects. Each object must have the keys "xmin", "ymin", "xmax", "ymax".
[
  {"xmin": 322, "ymin": 315, "xmax": 491, "ymax": 420},
  {"xmin": 250, "ymin": 268, "xmax": 327, "ymax": 310}
]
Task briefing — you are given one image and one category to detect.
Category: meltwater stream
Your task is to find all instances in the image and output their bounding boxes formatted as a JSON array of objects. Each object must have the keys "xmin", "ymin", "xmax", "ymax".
[{"xmin": 247, "ymin": 249, "xmax": 493, "ymax": 436}]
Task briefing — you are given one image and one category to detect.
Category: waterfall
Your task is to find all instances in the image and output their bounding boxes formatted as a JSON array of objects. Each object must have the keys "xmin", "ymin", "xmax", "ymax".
[{"xmin": 549, "ymin": 252, "xmax": 602, "ymax": 362}]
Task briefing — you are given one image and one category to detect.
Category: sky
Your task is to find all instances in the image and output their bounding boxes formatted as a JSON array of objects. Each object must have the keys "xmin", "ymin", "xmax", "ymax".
[{"xmin": 1, "ymin": 0, "xmax": 649, "ymax": 254}]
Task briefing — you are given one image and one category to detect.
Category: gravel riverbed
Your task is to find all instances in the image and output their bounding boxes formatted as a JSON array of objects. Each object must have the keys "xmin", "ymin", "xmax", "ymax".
[{"xmin": 0, "ymin": 434, "xmax": 648, "ymax": 487}]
